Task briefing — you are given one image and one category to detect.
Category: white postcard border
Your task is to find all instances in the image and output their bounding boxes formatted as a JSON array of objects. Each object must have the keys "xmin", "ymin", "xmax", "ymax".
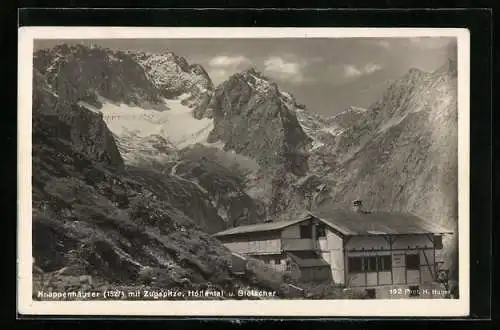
[{"xmin": 18, "ymin": 27, "xmax": 470, "ymax": 317}]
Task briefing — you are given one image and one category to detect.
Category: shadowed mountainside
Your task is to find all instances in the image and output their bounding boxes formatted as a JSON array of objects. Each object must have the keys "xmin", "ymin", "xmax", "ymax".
[{"xmin": 32, "ymin": 68, "xmax": 302, "ymax": 298}]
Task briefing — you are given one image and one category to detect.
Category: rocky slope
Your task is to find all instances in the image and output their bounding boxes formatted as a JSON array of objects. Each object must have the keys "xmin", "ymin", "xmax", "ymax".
[
  {"xmin": 33, "ymin": 45, "xmax": 319, "ymax": 226},
  {"xmin": 207, "ymin": 68, "xmax": 312, "ymax": 176},
  {"xmin": 31, "ymin": 76, "xmax": 340, "ymax": 299},
  {"xmin": 174, "ymin": 144, "xmax": 266, "ymax": 227},
  {"xmin": 307, "ymin": 60, "xmax": 459, "ymax": 273},
  {"xmin": 34, "ymin": 44, "xmax": 166, "ymax": 111},
  {"xmin": 32, "ymin": 42, "xmax": 459, "ymax": 286},
  {"xmin": 32, "ymin": 45, "xmax": 318, "ymax": 298},
  {"xmin": 34, "ymin": 44, "xmax": 216, "ymax": 168},
  {"xmin": 32, "ymin": 69, "xmax": 237, "ymax": 288},
  {"xmin": 202, "ymin": 68, "xmax": 324, "ymax": 219},
  {"xmin": 32, "ymin": 44, "xmax": 271, "ymax": 232},
  {"xmin": 130, "ymin": 50, "xmax": 214, "ymax": 118},
  {"xmin": 212, "ymin": 60, "xmax": 459, "ymax": 273},
  {"xmin": 314, "ymin": 61, "xmax": 458, "ymax": 221}
]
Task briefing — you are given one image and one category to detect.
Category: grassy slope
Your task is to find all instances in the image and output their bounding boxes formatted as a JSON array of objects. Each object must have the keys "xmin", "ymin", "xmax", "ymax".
[
  {"xmin": 32, "ymin": 112, "xmax": 360, "ymax": 300},
  {"xmin": 33, "ymin": 111, "xmax": 234, "ymax": 290},
  {"xmin": 32, "ymin": 83, "xmax": 357, "ymax": 300}
]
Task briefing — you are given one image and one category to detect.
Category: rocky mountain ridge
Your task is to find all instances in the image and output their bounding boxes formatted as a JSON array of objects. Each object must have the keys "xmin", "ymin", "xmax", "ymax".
[
  {"xmin": 206, "ymin": 59, "xmax": 459, "ymax": 274},
  {"xmin": 32, "ymin": 62, "xmax": 256, "ymax": 294},
  {"xmin": 207, "ymin": 68, "xmax": 312, "ymax": 176},
  {"xmin": 32, "ymin": 69, "xmax": 354, "ymax": 298},
  {"xmin": 32, "ymin": 42, "xmax": 459, "ymax": 287},
  {"xmin": 130, "ymin": 50, "xmax": 214, "ymax": 117},
  {"xmin": 34, "ymin": 44, "xmax": 166, "ymax": 111},
  {"xmin": 307, "ymin": 60, "xmax": 459, "ymax": 272},
  {"xmin": 34, "ymin": 44, "xmax": 220, "ymax": 167}
]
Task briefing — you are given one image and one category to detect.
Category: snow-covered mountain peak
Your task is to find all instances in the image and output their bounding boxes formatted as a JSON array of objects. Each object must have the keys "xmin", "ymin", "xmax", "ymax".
[
  {"xmin": 223, "ymin": 68, "xmax": 280, "ymax": 98},
  {"xmin": 34, "ymin": 44, "xmax": 167, "ymax": 111},
  {"xmin": 129, "ymin": 51, "xmax": 214, "ymax": 105},
  {"xmin": 34, "ymin": 44, "xmax": 220, "ymax": 168}
]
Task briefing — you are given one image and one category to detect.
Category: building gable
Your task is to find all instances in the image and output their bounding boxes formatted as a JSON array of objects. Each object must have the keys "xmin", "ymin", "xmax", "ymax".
[
  {"xmin": 310, "ymin": 207, "xmax": 453, "ymax": 236},
  {"xmin": 213, "ymin": 214, "xmax": 313, "ymax": 239}
]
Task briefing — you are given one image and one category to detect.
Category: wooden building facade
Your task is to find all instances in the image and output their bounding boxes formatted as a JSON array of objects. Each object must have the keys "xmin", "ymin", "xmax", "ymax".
[{"xmin": 213, "ymin": 201, "xmax": 453, "ymax": 297}]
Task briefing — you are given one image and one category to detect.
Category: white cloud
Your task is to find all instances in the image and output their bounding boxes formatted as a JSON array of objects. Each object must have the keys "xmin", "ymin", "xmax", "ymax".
[
  {"xmin": 343, "ymin": 65, "xmax": 362, "ymax": 78},
  {"xmin": 208, "ymin": 69, "xmax": 232, "ymax": 84},
  {"xmin": 364, "ymin": 63, "xmax": 382, "ymax": 74},
  {"xmin": 263, "ymin": 56, "xmax": 308, "ymax": 84},
  {"xmin": 208, "ymin": 55, "xmax": 251, "ymax": 68},
  {"xmin": 343, "ymin": 63, "xmax": 382, "ymax": 78},
  {"xmin": 207, "ymin": 55, "xmax": 252, "ymax": 84},
  {"xmin": 265, "ymin": 56, "xmax": 301, "ymax": 75}
]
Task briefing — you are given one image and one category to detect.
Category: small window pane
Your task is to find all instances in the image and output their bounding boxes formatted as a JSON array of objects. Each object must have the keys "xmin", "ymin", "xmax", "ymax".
[
  {"xmin": 378, "ymin": 255, "xmax": 392, "ymax": 271},
  {"xmin": 434, "ymin": 235, "xmax": 443, "ymax": 249},
  {"xmin": 405, "ymin": 254, "xmax": 420, "ymax": 270},
  {"xmin": 348, "ymin": 257, "xmax": 363, "ymax": 273},
  {"xmin": 365, "ymin": 256, "xmax": 377, "ymax": 272},
  {"xmin": 300, "ymin": 225, "xmax": 312, "ymax": 239}
]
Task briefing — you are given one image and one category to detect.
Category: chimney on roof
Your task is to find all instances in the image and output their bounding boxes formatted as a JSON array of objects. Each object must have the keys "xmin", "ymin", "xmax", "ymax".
[{"xmin": 352, "ymin": 200, "xmax": 363, "ymax": 213}]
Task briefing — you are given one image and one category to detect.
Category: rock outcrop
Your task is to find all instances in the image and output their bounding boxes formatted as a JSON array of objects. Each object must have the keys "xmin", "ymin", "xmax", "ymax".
[
  {"xmin": 34, "ymin": 44, "xmax": 166, "ymax": 111},
  {"xmin": 31, "ymin": 41, "xmax": 460, "ymax": 288},
  {"xmin": 130, "ymin": 51, "xmax": 214, "ymax": 117},
  {"xmin": 307, "ymin": 61, "xmax": 459, "ymax": 273},
  {"xmin": 207, "ymin": 68, "xmax": 312, "ymax": 176},
  {"xmin": 32, "ymin": 66, "xmax": 236, "ymax": 292}
]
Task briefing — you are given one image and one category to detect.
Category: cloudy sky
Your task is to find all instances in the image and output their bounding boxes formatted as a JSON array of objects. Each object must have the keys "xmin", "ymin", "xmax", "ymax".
[{"xmin": 35, "ymin": 37, "xmax": 457, "ymax": 116}]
